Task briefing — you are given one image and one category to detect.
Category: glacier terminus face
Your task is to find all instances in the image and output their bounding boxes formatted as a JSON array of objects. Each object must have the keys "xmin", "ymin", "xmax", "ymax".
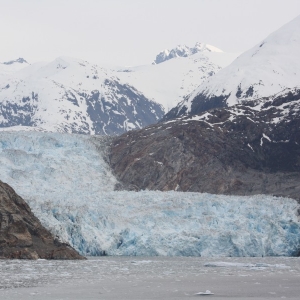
[{"xmin": 29, "ymin": 192, "xmax": 300, "ymax": 257}]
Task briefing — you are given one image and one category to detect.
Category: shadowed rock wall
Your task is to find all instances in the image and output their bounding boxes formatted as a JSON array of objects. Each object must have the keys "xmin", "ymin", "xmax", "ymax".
[{"xmin": 0, "ymin": 180, "xmax": 84, "ymax": 259}]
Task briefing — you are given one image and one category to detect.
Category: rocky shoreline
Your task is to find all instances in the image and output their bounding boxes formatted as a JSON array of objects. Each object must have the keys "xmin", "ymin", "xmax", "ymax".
[{"xmin": 0, "ymin": 180, "xmax": 84, "ymax": 259}]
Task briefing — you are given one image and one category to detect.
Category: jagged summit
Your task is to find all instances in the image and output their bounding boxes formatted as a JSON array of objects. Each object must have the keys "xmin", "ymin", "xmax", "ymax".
[
  {"xmin": 2, "ymin": 57, "xmax": 28, "ymax": 65},
  {"xmin": 153, "ymin": 42, "xmax": 223, "ymax": 64},
  {"xmin": 164, "ymin": 15, "xmax": 300, "ymax": 120}
]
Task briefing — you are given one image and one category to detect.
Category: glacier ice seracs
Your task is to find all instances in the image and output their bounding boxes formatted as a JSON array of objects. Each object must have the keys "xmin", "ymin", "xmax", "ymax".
[
  {"xmin": 0, "ymin": 130, "xmax": 299, "ymax": 257},
  {"xmin": 29, "ymin": 192, "xmax": 300, "ymax": 257}
]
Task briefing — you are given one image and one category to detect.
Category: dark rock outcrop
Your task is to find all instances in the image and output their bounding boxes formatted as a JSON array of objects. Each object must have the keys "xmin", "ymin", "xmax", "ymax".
[
  {"xmin": 2, "ymin": 58, "xmax": 28, "ymax": 65},
  {"xmin": 109, "ymin": 88, "xmax": 300, "ymax": 201},
  {"xmin": 163, "ymin": 92, "xmax": 230, "ymax": 122},
  {"xmin": 0, "ymin": 180, "xmax": 84, "ymax": 259}
]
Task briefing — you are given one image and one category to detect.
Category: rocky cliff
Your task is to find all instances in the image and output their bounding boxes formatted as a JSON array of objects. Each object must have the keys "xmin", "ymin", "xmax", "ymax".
[
  {"xmin": 109, "ymin": 88, "xmax": 300, "ymax": 201},
  {"xmin": 0, "ymin": 180, "xmax": 84, "ymax": 259}
]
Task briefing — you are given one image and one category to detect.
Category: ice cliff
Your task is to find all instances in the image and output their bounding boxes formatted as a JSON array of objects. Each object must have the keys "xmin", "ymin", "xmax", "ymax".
[{"xmin": 30, "ymin": 192, "xmax": 300, "ymax": 257}]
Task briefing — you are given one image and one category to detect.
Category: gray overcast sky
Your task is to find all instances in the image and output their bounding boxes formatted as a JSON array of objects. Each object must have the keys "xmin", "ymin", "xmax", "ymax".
[{"xmin": 0, "ymin": 0, "xmax": 299, "ymax": 66}]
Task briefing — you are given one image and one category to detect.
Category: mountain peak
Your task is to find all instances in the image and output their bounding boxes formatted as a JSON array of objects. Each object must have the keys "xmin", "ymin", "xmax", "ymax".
[
  {"xmin": 153, "ymin": 43, "xmax": 223, "ymax": 64},
  {"xmin": 2, "ymin": 57, "xmax": 29, "ymax": 65},
  {"xmin": 163, "ymin": 15, "xmax": 300, "ymax": 120}
]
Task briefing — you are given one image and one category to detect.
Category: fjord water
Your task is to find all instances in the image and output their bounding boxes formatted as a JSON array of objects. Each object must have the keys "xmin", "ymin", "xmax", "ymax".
[{"xmin": 0, "ymin": 257, "xmax": 300, "ymax": 299}]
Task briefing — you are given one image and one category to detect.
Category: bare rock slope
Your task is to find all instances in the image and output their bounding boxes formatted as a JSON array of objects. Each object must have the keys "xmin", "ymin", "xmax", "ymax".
[
  {"xmin": 0, "ymin": 180, "xmax": 84, "ymax": 259},
  {"xmin": 109, "ymin": 88, "xmax": 300, "ymax": 201}
]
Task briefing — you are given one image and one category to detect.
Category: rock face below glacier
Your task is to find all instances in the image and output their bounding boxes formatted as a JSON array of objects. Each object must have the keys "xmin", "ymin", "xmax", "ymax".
[
  {"xmin": 109, "ymin": 88, "xmax": 300, "ymax": 200},
  {"xmin": 0, "ymin": 180, "xmax": 84, "ymax": 259}
]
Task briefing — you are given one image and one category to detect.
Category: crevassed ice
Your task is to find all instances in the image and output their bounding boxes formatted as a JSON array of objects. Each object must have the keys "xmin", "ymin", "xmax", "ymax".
[
  {"xmin": 0, "ymin": 131, "xmax": 118, "ymax": 198},
  {"xmin": 30, "ymin": 192, "xmax": 300, "ymax": 257},
  {"xmin": 0, "ymin": 131, "xmax": 299, "ymax": 257}
]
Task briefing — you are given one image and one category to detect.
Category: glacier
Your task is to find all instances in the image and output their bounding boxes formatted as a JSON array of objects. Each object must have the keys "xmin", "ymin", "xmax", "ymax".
[{"xmin": 0, "ymin": 130, "xmax": 300, "ymax": 257}]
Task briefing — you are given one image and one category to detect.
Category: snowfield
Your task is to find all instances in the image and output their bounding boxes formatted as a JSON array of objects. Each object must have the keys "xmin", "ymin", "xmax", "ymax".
[
  {"xmin": 117, "ymin": 48, "xmax": 238, "ymax": 111},
  {"xmin": 0, "ymin": 131, "xmax": 299, "ymax": 257}
]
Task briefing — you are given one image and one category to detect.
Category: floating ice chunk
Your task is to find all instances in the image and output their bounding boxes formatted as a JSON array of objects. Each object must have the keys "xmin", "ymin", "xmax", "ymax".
[
  {"xmin": 195, "ymin": 290, "xmax": 214, "ymax": 295},
  {"xmin": 204, "ymin": 262, "xmax": 290, "ymax": 269},
  {"xmin": 131, "ymin": 260, "xmax": 152, "ymax": 265}
]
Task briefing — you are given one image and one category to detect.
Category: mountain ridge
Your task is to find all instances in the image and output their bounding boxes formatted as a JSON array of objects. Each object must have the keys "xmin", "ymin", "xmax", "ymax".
[{"xmin": 0, "ymin": 56, "xmax": 164, "ymax": 135}]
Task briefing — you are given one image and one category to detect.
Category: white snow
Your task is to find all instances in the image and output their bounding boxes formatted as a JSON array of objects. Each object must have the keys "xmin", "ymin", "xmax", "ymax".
[
  {"xmin": 247, "ymin": 143, "xmax": 254, "ymax": 152},
  {"xmin": 0, "ymin": 46, "xmax": 238, "ymax": 133},
  {"xmin": 0, "ymin": 131, "xmax": 299, "ymax": 257},
  {"xmin": 0, "ymin": 56, "xmax": 163, "ymax": 135},
  {"xmin": 260, "ymin": 134, "xmax": 272, "ymax": 146},
  {"xmin": 0, "ymin": 125, "xmax": 50, "ymax": 132},
  {"xmin": 263, "ymin": 133, "xmax": 271, "ymax": 142},
  {"xmin": 117, "ymin": 50, "xmax": 238, "ymax": 111}
]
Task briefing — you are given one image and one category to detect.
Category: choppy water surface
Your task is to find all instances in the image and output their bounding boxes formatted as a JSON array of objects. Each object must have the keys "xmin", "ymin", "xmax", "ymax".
[{"xmin": 0, "ymin": 257, "xmax": 300, "ymax": 299}]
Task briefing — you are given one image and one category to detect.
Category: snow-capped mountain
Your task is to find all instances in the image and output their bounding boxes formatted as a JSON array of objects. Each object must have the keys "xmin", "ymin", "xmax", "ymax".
[
  {"xmin": 164, "ymin": 15, "xmax": 300, "ymax": 119},
  {"xmin": 0, "ymin": 56, "xmax": 164, "ymax": 135},
  {"xmin": 117, "ymin": 47, "xmax": 238, "ymax": 111},
  {"xmin": 0, "ymin": 45, "xmax": 238, "ymax": 130},
  {"xmin": 153, "ymin": 42, "xmax": 223, "ymax": 64}
]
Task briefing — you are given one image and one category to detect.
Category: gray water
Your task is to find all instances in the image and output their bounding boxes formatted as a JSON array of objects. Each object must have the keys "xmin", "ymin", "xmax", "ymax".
[{"xmin": 0, "ymin": 257, "xmax": 300, "ymax": 299}]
